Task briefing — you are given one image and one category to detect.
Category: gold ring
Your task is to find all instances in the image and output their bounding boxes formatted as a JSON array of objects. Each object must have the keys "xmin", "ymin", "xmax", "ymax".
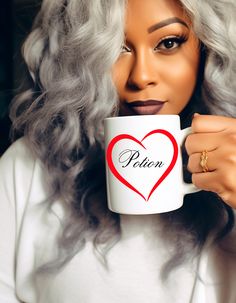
[{"xmin": 200, "ymin": 150, "xmax": 209, "ymax": 173}]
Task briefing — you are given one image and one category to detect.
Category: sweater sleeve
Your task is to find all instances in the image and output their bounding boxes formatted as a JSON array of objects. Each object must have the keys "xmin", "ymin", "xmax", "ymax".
[{"xmin": 0, "ymin": 139, "xmax": 35, "ymax": 303}]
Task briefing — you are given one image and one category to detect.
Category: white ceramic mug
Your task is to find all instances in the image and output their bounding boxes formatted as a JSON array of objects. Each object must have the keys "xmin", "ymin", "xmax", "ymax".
[{"xmin": 104, "ymin": 115, "xmax": 199, "ymax": 215}]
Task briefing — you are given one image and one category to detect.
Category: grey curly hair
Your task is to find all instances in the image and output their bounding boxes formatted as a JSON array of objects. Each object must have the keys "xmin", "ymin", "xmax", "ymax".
[{"xmin": 10, "ymin": 0, "xmax": 236, "ymax": 278}]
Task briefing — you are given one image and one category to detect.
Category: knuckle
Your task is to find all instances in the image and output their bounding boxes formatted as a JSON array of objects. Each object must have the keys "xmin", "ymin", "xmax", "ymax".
[
  {"xmin": 225, "ymin": 152, "xmax": 236, "ymax": 166},
  {"xmin": 228, "ymin": 132, "xmax": 236, "ymax": 143},
  {"xmin": 187, "ymin": 162, "xmax": 193, "ymax": 173},
  {"xmin": 219, "ymin": 190, "xmax": 231, "ymax": 203},
  {"xmin": 187, "ymin": 155, "xmax": 196, "ymax": 173},
  {"xmin": 221, "ymin": 171, "xmax": 235, "ymax": 191},
  {"xmin": 191, "ymin": 115, "xmax": 202, "ymax": 131},
  {"xmin": 224, "ymin": 132, "xmax": 236, "ymax": 148},
  {"xmin": 185, "ymin": 134, "xmax": 194, "ymax": 154},
  {"xmin": 191, "ymin": 173, "xmax": 200, "ymax": 187}
]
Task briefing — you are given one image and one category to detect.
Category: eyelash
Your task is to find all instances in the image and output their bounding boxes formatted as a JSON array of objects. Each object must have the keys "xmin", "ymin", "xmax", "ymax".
[
  {"xmin": 121, "ymin": 34, "xmax": 188, "ymax": 54},
  {"xmin": 154, "ymin": 35, "xmax": 188, "ymax": 52}
]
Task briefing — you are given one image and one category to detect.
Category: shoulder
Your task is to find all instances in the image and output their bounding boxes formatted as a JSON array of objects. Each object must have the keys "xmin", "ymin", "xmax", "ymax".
[
  {"xmin": 0, "ymin": 138, "xmax": 36, "ymax": 172},
  {"xmin": 0, "ymin": 137, "xmax": 35, "ymax": 169},
  {"xmin": 0, "ymin": 137, "xmax": 48, "ymax": 208},
  {"xmin": 0, "ymin": 138, "xmax": 36, "ymax": 191}
]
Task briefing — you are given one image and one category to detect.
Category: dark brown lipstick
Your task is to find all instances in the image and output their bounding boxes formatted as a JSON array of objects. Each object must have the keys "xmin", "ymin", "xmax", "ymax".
[{"xmin": 126, "ymin": 100, "xmax": 166, "ymax": 115}]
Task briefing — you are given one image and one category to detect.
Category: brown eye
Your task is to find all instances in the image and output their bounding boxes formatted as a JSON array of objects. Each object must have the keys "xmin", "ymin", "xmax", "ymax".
[
  {"xmin": 163, "ymin": 39, "xmax": 176, "ymax": 49},
  {"xmin": 154, "ymin": 35, "xmax": 188, "ymax": 52}
]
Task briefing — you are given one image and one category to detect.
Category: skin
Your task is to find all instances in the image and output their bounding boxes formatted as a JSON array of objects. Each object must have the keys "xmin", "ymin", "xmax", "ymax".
[
  {"xmin": 186, "ymin": 114, "xmax": 236, "ymax": 209},
  {"xmin": 112, "ymin": 0, "xmax": 236, "ymax": 209},
  {"xmin": 113, "ymin": 0, "xmax": 200, "ymax": 115}
]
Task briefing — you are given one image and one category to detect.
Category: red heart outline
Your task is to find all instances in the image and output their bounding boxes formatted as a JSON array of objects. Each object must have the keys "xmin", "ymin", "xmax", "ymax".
[{"xmin": 106, "ymin": 129, "xmax": 178, "ymax": 201}]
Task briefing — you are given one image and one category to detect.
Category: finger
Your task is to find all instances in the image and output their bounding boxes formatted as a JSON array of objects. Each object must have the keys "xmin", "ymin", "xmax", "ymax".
[
  {"xmin": 188, "ymin": 150, "xmax": 216, "ymax": 173},
  {"xmin": 192, "ymin": 171, "xmax": 223, "ymax": 193},
  {"xmin": 192, "ymin": 114, "xmax": 235, "ymax": 133},
  {"xmin": 185, "ymin": 132, "xmax": 219, "ymax": 155}
]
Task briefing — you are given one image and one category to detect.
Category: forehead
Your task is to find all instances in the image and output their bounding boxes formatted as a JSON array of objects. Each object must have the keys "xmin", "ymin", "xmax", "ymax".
[{"xmin": 125, "ymin": 0, "xmax": 189, "ymax": 29}]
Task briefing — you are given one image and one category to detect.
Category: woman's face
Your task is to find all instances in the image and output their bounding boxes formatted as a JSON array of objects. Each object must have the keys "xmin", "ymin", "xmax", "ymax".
[{"xmin": 112, "ymin": 0, "xmax": 201, "ymax": 116}]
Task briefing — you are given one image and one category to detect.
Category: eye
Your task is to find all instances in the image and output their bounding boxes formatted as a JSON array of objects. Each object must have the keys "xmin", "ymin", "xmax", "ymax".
[
  {"xmin": 120, "ymin": 44, "xmax": 131, "ymax": 53},
  {"xmin": 154, "ymin": 35, "xmax": 187, "ymax": 52}
]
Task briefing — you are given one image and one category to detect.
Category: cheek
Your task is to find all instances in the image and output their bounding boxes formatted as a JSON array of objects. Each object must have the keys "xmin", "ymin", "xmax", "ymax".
[
  {"xmin": 169, "ymin": 62, "xmax": 198, "ymax": 92},
  {"xmin": 162, "ymin": 50, "xmax": 200, "ymax": 102},
  {"xmin": 112, "ymin": 58, "xmax": 130, "ymax": 97}
]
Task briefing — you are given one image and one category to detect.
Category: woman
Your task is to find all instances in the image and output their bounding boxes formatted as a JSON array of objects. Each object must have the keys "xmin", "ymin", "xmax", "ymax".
[{"xmin": 1, "ymin": 0, "xmax": 236, "ymax": 302}]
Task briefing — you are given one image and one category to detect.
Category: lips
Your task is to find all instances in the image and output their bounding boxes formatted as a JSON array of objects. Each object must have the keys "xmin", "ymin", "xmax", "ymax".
[{"xmin": 125, "ymin": 100, "xmax": 166, "ymax": 115}]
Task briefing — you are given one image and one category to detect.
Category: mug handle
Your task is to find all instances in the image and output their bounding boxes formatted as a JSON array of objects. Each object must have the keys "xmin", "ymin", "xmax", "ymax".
[{"xmin": 180, "ymin": 127, "xmax": 201, "ymax": 195}]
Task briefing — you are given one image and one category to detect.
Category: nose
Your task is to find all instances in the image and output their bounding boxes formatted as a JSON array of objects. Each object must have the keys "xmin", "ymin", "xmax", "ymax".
[{"xmin": 127, "ymin": 50, "xmax": 158, "ymax": 90}]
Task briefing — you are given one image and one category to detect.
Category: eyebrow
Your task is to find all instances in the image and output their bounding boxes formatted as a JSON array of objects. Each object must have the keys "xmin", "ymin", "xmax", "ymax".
[{"xmin": 148, "ymin": 17, "xmax": 189, "ymax": 33}]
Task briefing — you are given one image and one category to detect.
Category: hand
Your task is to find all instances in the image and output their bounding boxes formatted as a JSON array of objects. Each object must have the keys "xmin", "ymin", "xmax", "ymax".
[{"xmin": 185, "ymin": 114, "xmax": 236, "ymax": 209}]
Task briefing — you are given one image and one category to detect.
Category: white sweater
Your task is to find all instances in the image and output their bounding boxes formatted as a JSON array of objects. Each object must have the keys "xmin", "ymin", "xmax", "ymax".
[{"xmin": 0, "ymin": 138, "xmax": 236, "ymax": 303}]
